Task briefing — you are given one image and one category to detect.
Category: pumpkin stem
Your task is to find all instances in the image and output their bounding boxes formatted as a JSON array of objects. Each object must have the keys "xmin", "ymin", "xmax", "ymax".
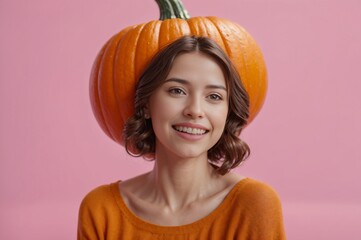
[{"xmin": 155, "ymin": 0, "xmax": 190, "ymax": 20}]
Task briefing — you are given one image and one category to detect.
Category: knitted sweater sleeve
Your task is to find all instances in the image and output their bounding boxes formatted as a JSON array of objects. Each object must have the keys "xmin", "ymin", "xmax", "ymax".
[
  {"xmin": 77, "ymin": 185, "xmax": 112, "ymax": 240},
  {"xmin": 233, "ymin": 180, "xmax": 286, "ymax": 240}
]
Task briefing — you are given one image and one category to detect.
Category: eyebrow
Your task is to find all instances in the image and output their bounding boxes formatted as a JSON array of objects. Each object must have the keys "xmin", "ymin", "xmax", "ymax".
[{"xmin": 164, "ymin": 78, "xmax": 227, "ymax": 91}]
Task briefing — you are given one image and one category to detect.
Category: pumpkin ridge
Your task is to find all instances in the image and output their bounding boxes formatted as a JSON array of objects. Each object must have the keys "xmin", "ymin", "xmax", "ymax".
[
  {"xmin": 109, "ymin": 27, "xmax": 134, "ymax": 143},
  {"xmin": 206, "ymin": 17, "xmax": 232, "ymax": 61},
  {"xmin": 134, "ymin": 21, "xmax": 161, "ymax": 84},
  {"xmin": 234, "ymin": 23, "xmax": 267, "ymax": 122},
  {"xmin": 157, "ymin": 19, "xmax": 189, "ymax": 49},
  {"xmin": 231, "ymin": 22, "xmax": 267, "ymax": 123},
  {"xmin": 152, "ymin": 21, "xmax": 163, "ymax": 64},
  {"xmin": 113, "ymin": 26, "xmax": 137, "ymax": 126},
  {"xmin": 98, "ymin": 36, "xmax": 122, "ymax": 142},
  {"xmin": 90, "ymin": 43, "xmax": 112, "ymax": 139},
  {"xmin": 200, "ymin": 17, "xmax": 213, "ymax": 38},
  {"xmin": 202, "ymin": 17, "xmax": 212, "ymax": 38},
  {"xmin": 186, "ymin": 17, "xmax": 202, "ymax": 36},
  {"xmin": 185, "ymin": 17, "xmax": 198, "ymax": 36},
  {"xmin": 130, "ymin": 23, "xmax": 147, "ymax": 89},
  {"xmin": 158, "ymin": 20, "xmax": 172, "ymax": 47},
  {"xmin": 222, "ymin": 20, "xmax": 250, "ymax": 90},
  {"xmin": 134, "ymin": 23, "xmax": 153, "ymax": 85},
  {"xmin": 174, "ymin": 19, "xmax": 181, "ymax": 37},
  {"xmin": 176, "ymin": 19, "xmax": 191, "ymax": 38},
  {"xmin": 104, "ymin": 27, "xmax": 131, "ymax": 143},
  {"xmin": 200, "ymin": 17, "xmax": 226, "ymax": 50},
  {"xmin": 119, "ymin": 24, "xmax": 147, "ymax": 122}
]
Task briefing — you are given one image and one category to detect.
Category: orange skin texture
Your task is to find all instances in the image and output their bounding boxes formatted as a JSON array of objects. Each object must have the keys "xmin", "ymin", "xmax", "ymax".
[{"xmin": 90, "ymin": 17, "xmax": 267, "ymax": 145}]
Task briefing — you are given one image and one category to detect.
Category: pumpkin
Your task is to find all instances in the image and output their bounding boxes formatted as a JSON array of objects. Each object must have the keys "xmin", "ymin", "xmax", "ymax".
[{"xmin": 90, "ymin": 0, "xmax": 267, "ymax": 145}]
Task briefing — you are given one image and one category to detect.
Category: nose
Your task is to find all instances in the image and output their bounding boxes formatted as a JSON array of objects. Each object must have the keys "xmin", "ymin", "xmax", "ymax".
[{"xmin": 183, "ymin": 96, "xmax": 205, "ymax": 119}]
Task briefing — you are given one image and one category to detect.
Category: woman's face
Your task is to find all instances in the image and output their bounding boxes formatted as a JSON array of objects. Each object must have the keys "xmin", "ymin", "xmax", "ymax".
[{"xmin": 147, "ymin": 52, "xmax": 229, "ymax": 160}]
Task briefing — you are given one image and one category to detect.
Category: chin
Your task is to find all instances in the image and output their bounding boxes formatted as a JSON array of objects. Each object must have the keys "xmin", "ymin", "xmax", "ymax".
[{"xmin": 172, "ymin": 148, "xmax": 209, "ymax": 160}]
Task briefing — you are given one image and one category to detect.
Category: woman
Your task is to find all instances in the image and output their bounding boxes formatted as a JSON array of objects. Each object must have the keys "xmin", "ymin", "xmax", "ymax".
[{"xmin": 78, "ymin": 36, "xmax": 285, "ymax": 239}]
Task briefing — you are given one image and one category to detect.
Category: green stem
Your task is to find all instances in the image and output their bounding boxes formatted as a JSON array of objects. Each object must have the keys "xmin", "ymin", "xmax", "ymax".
[{"xmin": 155, "ymin": 0, "xmax": 190, "ymax": 20}]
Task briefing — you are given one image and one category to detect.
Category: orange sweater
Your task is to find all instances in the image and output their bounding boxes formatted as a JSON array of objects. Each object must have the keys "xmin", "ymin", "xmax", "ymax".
[{"xmin": 78, "ymin": 178, "xmax": 286, "ymax": 239}]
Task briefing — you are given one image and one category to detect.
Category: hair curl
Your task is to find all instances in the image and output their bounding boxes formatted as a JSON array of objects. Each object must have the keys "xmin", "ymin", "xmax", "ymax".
[{"xmin": 124, "ymin": 35, "xmax": 250, "ymax": 175}]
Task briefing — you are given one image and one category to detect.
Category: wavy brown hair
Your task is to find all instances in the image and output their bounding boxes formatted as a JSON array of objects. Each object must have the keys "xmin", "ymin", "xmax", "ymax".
[{"xmin": 124, "ymin": 35, "xmax": 250, "ymax": 175}]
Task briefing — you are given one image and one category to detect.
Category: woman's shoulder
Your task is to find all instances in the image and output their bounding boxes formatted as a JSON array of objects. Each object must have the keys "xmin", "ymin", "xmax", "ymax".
[
  {"xmin": 235, "ymin": 178, "xmax": 282, "ymax": 201},
  {"xmin": 231, "ymin": 178, "xmax": 286, "ymax": 238},
  {"xmin": 223, "ymin": 173, "xmax": 280, "ymax": 199},
  {"xmin": 231, "ymin": 177, "xmax": 284, "ymax": 216},
  {"xmin": 237, "ymin": 178, "xmax": 281, "ymax": 197},
  {"xmin": 77, "ymin": 181, "xmax": 124, "ymax": 238},
  {"xmin": 79, "ymin": 181, "xmax": 120, "ymax": 210}
]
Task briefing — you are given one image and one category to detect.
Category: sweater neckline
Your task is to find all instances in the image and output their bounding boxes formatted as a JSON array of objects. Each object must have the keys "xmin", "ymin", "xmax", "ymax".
[{"xmin": 110, "ymin": 177, "xmax": 250, "ymax": 234}]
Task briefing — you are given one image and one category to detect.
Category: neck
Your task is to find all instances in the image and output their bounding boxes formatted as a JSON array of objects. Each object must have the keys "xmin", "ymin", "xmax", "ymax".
[{"xmin": 147, "ymin": 152, "xmax": 218, "ymax": 211}]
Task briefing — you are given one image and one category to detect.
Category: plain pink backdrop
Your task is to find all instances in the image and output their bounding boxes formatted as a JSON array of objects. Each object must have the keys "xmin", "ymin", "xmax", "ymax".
[{"xmin": 1, "ymin": 0, "xmax": 360, "ymax": 239}]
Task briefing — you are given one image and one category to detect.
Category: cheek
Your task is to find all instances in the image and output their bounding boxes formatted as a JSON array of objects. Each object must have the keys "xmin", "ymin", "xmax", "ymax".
[
  {"xmin": 149, "ymin": 97, "xmax": 181, "ymax": 125},
  {"xmin": 150, "ymin": 100, "xmax": 177, "ymax": 119},
  {"xmin": 213, "ymin": 106, "xmax": 228, "ymax": 126}
]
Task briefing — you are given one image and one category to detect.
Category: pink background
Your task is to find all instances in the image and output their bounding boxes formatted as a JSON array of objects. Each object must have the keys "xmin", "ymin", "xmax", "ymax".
[{"xmin": 1, "ymin": 0, "xmax": 360, "ymax": 239}]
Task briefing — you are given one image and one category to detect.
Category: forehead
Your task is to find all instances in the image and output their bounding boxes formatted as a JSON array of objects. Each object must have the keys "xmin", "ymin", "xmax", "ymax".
[{"xmin": 166, "ymin": 52, "xmax": 227, "ymax": 86}]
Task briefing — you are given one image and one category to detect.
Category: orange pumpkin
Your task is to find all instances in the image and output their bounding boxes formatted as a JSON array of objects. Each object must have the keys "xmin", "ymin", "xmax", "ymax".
[{"xmin": 90, "ymin": 0, "xmax": 267, "ymax": 145}]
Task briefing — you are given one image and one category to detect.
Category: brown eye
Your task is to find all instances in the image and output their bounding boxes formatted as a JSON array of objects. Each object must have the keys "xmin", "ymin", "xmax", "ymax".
[
  {"xmin": 208, "ymin": 94, "xmax": 223, "ymax": 101},
  {"xmin": 169, "ymin": 88, "xmax": 186, "ymax": 95}
]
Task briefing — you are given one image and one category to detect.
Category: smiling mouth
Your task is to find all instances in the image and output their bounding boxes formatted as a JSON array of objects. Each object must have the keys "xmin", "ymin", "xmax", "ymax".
[{"xmin": 173, "ymin": 126, "xmax": 208, "ymax": 135}]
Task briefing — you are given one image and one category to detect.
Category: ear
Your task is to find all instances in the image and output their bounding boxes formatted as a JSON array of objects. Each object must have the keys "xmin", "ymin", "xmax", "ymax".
[{"xmin": 143, "ymin": 104, "xmax": 150, "ymax": 119}]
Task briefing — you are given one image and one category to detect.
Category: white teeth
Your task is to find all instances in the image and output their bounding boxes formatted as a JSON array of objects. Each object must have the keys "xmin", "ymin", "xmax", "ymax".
[{"xmin": 174, "ymin": 126, "xmax": 206, "ymax": 135}]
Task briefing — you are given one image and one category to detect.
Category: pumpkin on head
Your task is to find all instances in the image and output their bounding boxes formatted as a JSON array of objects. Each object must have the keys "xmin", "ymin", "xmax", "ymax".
[{"xmin": 90, "ymin": 0, "xmax": 267, "ymax": 145}]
